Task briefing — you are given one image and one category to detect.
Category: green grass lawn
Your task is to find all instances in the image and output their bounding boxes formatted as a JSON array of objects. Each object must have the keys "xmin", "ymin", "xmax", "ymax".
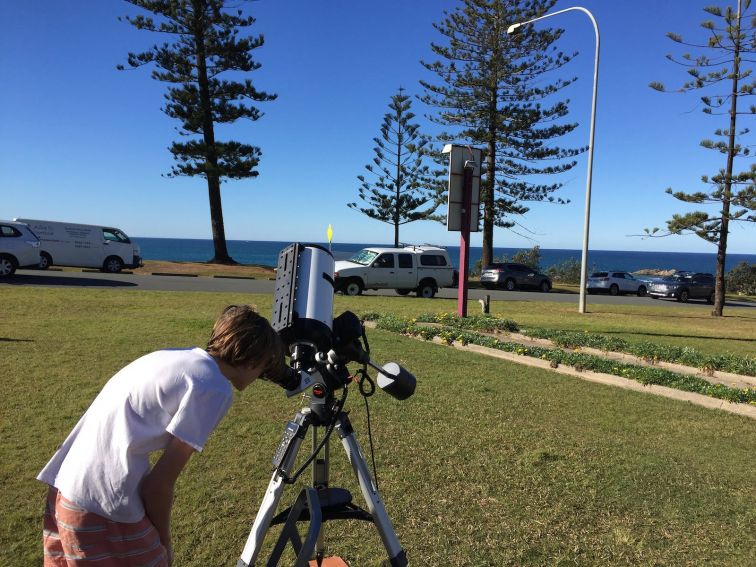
[
  {"xmin": 1, "ymin": 287, "xmax": 755, "ymax": 565},
  {"xmin": 336, "ymin": 294, "xmax": 756, "ymax": 357}
]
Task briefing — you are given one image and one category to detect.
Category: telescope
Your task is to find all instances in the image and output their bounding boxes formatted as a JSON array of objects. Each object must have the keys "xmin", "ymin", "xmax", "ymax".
[
  {"xmin": 237, "ymin": 243, "xmax": 415, "ymax": 567},
  {"xmin": 268, "ymin": 242, "xmax": 415, "ymax": 402}
]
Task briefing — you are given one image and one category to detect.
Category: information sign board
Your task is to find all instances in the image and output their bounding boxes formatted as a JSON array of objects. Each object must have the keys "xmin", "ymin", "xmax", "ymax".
[{"xmin": 443, "ymin": 144, "xmax": 482, "ymax": 232}]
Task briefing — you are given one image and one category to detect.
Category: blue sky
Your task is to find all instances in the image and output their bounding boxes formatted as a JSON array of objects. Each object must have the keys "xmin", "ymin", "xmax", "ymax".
[{"xmin": 1, "ymin": 0, "xmax": 753, "ymax": 254}]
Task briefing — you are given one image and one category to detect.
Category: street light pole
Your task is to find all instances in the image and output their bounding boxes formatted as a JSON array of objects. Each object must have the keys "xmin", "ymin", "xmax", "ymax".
[{"xmin": 508, "ymin": 6, "xmax": 599, "ymax": 314}]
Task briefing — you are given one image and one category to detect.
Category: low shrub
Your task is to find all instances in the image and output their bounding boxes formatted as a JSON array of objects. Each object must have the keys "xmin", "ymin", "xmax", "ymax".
[
  {"xmin": 726, "ymin": 261, "xmax": 756, "ymax": 295},
  {"xmin": 546, "ymin": 257, "xmax": 582, "ymax": 284}
]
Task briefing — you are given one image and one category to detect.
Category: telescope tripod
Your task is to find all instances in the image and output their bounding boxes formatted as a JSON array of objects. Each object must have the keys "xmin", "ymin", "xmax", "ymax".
[{"xmin": 237, "ymin": 401, "xmax": 407, "ymax": 567}]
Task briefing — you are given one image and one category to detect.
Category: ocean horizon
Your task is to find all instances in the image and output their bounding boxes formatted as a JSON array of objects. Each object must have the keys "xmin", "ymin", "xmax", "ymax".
[{"xmin": 132, "ymin": 237, "xmax": 754, "ymax": 275}]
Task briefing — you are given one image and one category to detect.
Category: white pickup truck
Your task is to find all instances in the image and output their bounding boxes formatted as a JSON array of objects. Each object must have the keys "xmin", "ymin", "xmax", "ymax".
[{"xmin": 334, "ymin": 245, "xmax": 456, "ymax": 298}]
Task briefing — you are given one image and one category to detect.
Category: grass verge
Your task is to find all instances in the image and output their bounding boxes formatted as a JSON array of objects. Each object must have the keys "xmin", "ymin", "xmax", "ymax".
[{"xmin": 1, "ymin": 287, "xmax": 755, "ymax": 565}]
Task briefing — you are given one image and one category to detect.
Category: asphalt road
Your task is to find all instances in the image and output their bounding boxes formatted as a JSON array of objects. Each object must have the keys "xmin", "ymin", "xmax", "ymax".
[{"xmin": 5, "ymin": 268, "xmax": 753, "ymax": 309}]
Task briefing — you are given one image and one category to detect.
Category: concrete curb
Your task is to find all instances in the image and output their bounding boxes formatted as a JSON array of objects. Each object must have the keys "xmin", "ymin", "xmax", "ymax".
[
  {"xmin": 150, "ymin": 272, "xmax": 198, "ymax": 277},
  {"xmin": 82, "ymin": 269, "xmax": 134, "ymax": 274},
  {"xmin": 363, "ymin": 322, "xmax": 756, "ymax": 420},
  {"xmin": 436, "ymin": 338, "xmax": 756, "ymax": 420},
  {"xmin": 505, "ymin": 332, "xmax": 756, "ymax": 390}
]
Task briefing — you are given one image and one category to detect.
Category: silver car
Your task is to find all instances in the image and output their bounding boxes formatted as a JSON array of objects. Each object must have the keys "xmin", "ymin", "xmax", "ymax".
[
  {"xmin": 0, "ymin": 220, "xmax": 41, "ymax": 277},
  {"xmin": 647, "ymin": 273, "xmax": 715, "ymax": 303},
  {"xmin": 586, "ymin": 271, "xmax": 647, "ymax": 296}
]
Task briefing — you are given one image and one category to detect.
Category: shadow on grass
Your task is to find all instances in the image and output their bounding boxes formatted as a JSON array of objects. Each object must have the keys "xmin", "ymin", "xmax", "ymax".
[
  {"xmin": 3, "ymin": 274, "xmax": 137, "ymax": 288},
  {"xmin": 0, "ymin": 337, "xmax": 34, "ymax": 342}
]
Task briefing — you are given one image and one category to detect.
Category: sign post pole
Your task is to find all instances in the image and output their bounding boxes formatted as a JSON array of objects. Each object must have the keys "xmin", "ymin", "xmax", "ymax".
[
  {"xmin": 443, "ymin": 144, "xmax": 481, "ymax": 319},
  {"xmin": 457, "ymin": 163, "xmax": 474, "ymax": 317}
]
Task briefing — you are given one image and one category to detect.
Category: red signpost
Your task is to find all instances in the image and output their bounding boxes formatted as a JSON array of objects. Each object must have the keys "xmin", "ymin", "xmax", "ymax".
[{"xmin": 442, "ymin": 145, "xmax": 482, "ymax": 318}]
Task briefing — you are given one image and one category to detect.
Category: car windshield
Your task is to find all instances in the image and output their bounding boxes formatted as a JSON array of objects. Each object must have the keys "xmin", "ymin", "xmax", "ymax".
[
  {"xmin": 348, "ymin": 249, "xmax": 379, "ymax": 266},
  {"xmin": 670, "ymin": 275, "xmax": 692, "ymax": 282}
]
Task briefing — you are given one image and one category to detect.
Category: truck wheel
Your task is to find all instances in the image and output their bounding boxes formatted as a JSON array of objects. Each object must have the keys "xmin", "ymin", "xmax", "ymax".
[
  {"xmin": 0, "ymin": 254, "xmax": 17, "ymax": 277},
  {"xmin": 609, "ymin": 284, "xmax": 619, "ymax": 296},
  {"xmin": 504, "ymin": 279, "xmax": 516, "ymax": 291},
  {"xmin": 395, "ymin": 289, "xmax": 411, "ymax": 296},
  {"xmin": 539, "ymin": 280, "xmax": 551, "ymax": 293},
  {"xmin": 38, "ymin": 252, "xmax": 52, "ymax": 270},
  {"xmin": 417, "ymin": 280, "xmax": 436, "ymax": 298},
  {"xmin": 103, "ymin": 256, "xmax": 123, "ymax": 274},
  {"xmin": 344, "ymin": 278, "xmax": 363, "ymax": 296}
]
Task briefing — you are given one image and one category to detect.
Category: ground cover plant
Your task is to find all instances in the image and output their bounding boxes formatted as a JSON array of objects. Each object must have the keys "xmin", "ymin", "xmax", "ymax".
[
  {"xmin": 370, "ymin": 314, "xmax": 756, "ymax": 405},
  {"xmin": 2, "ymin": 287, "xmax": 755, "ymax": 565},
  {"xmin": 334, "ymin": 295, "xmax": 756, "ymax": 358},
  {"xmin": 522, "ymin": 327, "xmax": 756, "ymax": 377},
  {"xmin": 369, "ymin": 312, "xmax": 756, "ymax": 378}
]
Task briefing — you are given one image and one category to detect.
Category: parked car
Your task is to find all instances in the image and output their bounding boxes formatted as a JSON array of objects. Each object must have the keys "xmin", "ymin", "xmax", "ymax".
[
  {"xmin": 647, "ymin": 272, "xmax": 715, "ymax": 303},
  {"xmin": 14, "ymin": 218, "xmax": 142, "ymax": 273},
  {"xmin": 334, "ymin": 245, "xmax": 455, "ymax": 298},
  {"xmin": 586, "ymin": 271, "xmax": 647, "ymax": 296},
  {"xmin": 0, "ymin": 220, "xmax": 41, "ymax": 277},
  {"xmin": 479, "ymin": 263, "xmax": 551, "ymax": 292}
]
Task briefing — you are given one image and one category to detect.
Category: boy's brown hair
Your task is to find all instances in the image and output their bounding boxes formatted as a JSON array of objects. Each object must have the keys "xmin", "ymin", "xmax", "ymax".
[{"xmin": 207, "ymin": 305, "xmax": 285, "ymax": 377}]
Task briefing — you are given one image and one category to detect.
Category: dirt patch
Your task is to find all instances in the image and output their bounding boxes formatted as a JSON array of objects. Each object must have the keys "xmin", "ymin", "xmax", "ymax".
[{"xmin": 132, "ymin": 260, "xmax": 275, "ymax": 279}]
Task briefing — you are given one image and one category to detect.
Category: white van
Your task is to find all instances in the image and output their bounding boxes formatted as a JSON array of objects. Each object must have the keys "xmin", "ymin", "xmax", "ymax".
[{"xmin": 14, "ymin": 219, "xmax": 142, "ymax": 273}]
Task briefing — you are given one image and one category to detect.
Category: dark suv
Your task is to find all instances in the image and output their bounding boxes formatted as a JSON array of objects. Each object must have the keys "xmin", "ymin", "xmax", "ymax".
[
  {"xmin": 647, "ymin": 272, "xmax": 715, "ymax": 303},
  {"xmin": 480, "ymin": 263, "xmax": 551, "ymax": 292}
]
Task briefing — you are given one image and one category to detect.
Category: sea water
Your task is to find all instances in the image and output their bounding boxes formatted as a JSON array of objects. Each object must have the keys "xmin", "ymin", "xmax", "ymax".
[{"xmin": 132, "ymin": 237, "xmax": 754, "ymax": 274}]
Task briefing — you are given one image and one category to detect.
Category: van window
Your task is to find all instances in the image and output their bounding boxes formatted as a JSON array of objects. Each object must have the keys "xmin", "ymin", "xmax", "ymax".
[
  {"xmin": 398, "ymin": 254, "xmax": 413, "ymax": 268},
  {"xmin": 373, "ymin": 254, "xmax": 395, "ymax": 268},
  {"xmin": 420, "ymin": 254, "xmax": 447, "ymax": 266},
  {"xmin": 103, "ymin": 229, "xmax": 130, "ymax": 243},
  {"xmin": 0, "ymin": 225, "xmax": 22, "ymax": 237}
]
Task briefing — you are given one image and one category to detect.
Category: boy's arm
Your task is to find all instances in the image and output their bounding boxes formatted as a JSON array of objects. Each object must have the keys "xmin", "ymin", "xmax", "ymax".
[{"xmin": 140, "ymin": 435, "xmax": 196, "ymax": 563}]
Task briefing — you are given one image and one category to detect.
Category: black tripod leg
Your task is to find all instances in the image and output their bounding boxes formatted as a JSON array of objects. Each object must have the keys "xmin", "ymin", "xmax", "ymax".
[{"xmin": 267, "ymin": 488, "xmax": 323, "ymax": 567}]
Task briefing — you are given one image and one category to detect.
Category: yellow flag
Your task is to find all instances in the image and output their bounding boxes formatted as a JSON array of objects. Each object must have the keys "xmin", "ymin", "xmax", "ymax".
[{"xmin": 327, "ymin": 224, "xmax": 333, "ymax": 243}]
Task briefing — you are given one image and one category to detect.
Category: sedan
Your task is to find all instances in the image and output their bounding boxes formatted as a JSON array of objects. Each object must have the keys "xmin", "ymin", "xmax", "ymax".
[
  {"xmin": 647, "ymin": 272, "xmax": 715, "ymax": 303},
  {"xmin": 480, "ymin": 263, "xmax": 551, "ymax": 292}
]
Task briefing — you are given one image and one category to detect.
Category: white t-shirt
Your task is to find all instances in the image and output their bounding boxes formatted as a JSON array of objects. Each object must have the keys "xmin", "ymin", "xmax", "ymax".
[{"xmin": 37, "ymin": 347, "xmax": 233, "ymax": 522}]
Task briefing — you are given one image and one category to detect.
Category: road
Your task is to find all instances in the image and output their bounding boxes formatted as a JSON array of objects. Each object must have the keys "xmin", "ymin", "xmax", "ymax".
[{"xmin": 5, "ymin": 268, "xmax": 753, "ymax": 309}]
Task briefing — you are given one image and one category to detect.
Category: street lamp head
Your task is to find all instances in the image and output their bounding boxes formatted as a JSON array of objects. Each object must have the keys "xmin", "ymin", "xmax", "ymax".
[{"xmin": 506, "ymin": 23, "xmax": 521, "ymax": 34}]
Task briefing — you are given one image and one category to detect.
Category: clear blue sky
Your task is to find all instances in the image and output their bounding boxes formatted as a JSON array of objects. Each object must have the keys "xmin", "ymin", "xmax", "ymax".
[{"xmin": 1, "ymin": 0, "xmax": 753, "ymax": 254}]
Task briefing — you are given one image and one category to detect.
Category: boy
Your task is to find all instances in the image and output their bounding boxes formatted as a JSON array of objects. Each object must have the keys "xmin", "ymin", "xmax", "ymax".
[{"xmin": 37, "ymin": 305, "xmax": 287, "ymax": 566}]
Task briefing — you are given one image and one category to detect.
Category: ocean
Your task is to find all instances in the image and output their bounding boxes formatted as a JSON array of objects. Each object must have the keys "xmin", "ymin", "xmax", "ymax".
[{"xmin": 132, "ymin": 237, "xmax": 754, "ymax": 274}]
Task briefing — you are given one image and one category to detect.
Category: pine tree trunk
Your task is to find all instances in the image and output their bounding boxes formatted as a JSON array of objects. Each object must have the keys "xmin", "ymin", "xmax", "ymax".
[
  {"xmin": 207, "ymin": 177, "xmax": 233, "ymax": 263},
  {"xmin": 712, "ymin": 0, "xmax": 742, "ymax": 316},
  {"xmin": 193, "ymin": 0, "xmax": 235, "ymax": 265}
]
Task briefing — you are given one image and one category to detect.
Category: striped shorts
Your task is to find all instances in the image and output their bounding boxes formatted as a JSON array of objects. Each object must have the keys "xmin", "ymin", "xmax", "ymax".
[{"xmin": 43, "ymin": 486, "xmax": 169, "ymax": 566}]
